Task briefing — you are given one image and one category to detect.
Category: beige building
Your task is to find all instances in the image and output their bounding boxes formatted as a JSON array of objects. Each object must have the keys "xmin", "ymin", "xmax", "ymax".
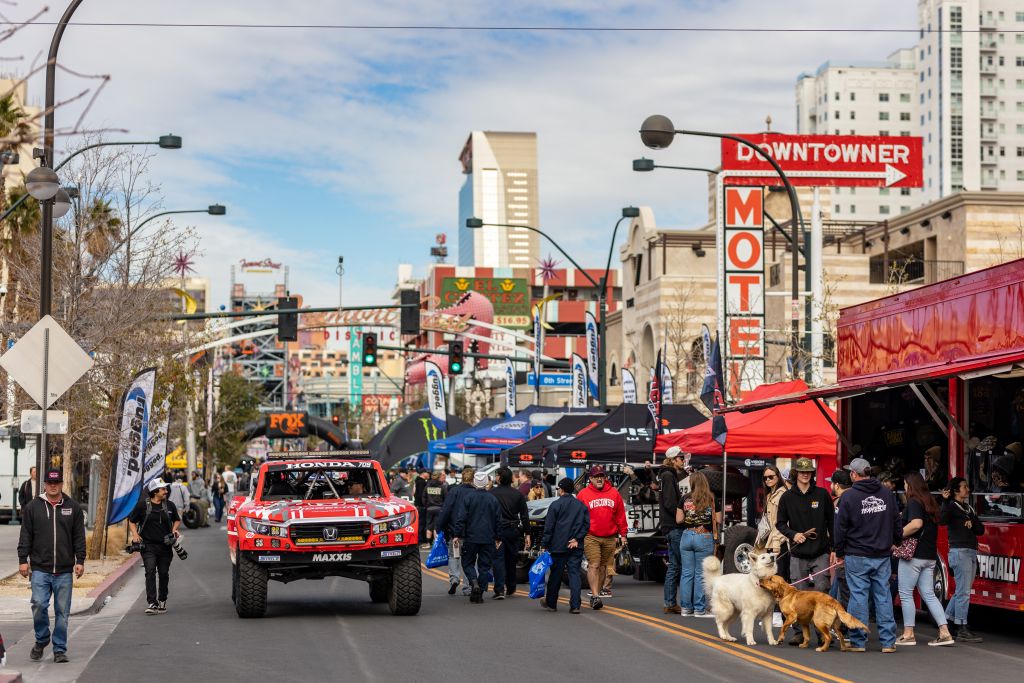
[
  {"xmin": 0, "ymin": 78, "xmax": 39, "ymax": 190},
  {"xmin": 614, "ymin": 191, "xmax": 1024, "ymax": 399}
]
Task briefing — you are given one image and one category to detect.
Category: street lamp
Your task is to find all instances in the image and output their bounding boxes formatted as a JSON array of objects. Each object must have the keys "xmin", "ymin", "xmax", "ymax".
[
  {"xmin": 52, "ymin": 188, "xmax": 72, "ymax": 220},
  {"xmin": 25, "ymin": 167, "xmax": 59, "ymax": 201},
  {"xmin": 135, "ymin": 204, "xmax": 227, "ymax": 231},
  {"xmin": 633, "ymin": 157, "xmax": 719, "ymax": 175},
  {"xmin": 638, "ymin": 114, "xmax": 805, "ymax": 370},
  {"xmin": 466, "ymin": 211, "xmax": 637, "ymax": 410}
]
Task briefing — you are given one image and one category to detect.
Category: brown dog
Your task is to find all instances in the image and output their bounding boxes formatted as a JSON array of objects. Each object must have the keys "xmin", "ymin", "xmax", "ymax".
[{"xmin": 759, "ymin": 575, "xmax": 867, "ymax": 652}]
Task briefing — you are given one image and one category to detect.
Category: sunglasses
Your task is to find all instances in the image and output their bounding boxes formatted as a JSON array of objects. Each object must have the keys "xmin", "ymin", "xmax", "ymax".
[{"xmin": 763, "ymin": 475, "xmax": 777, "ymax": 481}]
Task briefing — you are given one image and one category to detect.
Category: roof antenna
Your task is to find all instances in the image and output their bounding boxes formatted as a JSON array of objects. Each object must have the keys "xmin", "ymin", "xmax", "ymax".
[{"xmin": 765, "ymin": 115, "xmax": 772, "ymax": 132}]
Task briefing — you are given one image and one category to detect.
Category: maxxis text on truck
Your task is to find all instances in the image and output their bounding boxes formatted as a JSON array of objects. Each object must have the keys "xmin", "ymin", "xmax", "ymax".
[
  {"xmin": 235, "ymin": 555, "xmax": 269, "ymax": 618},
  {"xmin": 387, "ymin": 552, "xmax": 422, "ymax": 615}
]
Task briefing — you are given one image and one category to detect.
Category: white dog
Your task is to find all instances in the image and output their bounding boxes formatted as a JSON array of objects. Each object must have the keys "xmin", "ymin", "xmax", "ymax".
[{"xmin": 702, "ymin": 551, "xmax": 778, "ymax": 646}]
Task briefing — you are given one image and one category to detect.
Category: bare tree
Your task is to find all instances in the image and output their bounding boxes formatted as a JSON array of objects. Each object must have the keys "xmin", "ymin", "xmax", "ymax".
[{"xmin": 663, "ymin": 280, "xmax": 699, "ymax": 399}]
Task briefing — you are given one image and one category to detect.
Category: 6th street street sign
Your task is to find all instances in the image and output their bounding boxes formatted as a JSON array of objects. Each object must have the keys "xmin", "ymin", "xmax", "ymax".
[{"xmin": 720, "ymin": 133, "xmax": 923, "ymax": 188}]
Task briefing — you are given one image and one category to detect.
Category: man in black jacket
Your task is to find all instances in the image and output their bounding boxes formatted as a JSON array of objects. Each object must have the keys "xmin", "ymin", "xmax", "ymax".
[
  {"xmin": 490, "ymin": 467, "xmax": 530, "ymax": 599},
  {"xmin": 659, "ymin": 447, "xmax": 686, "ymax": 614},
  {"xmin": 436, "ymin": 467, "xmax": 475, "ymax": 595},
  {"xmin": 776, "ymin": 458, "xmax": 835, "ymax": 594},
  {"xmin": 541, "ymin": 478, "xmax": 590, "ymax": 614},
  {"xmin": 413, "ymin": 469, "xmax": 430, "ymax": 546},
  {"xmin": 452, "ymin": 471, "xmax": 501, "ymax": 603},
  {"xmin": 17, "ymin": 469, "xmax": 86, "ymax": 664},
  {"xmin": 18, "ymin": 466, "xmax": 36, "ymax": 512}
]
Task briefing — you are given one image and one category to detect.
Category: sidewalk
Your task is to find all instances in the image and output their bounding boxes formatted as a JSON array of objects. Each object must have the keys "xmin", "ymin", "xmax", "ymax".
[
  {"xmin": 0, "ymin": 553, "xmax": 140, "ymax": 617},
  {"xmin": 0, "ymin": 524, "xmax": 22, "ymax": 580}
]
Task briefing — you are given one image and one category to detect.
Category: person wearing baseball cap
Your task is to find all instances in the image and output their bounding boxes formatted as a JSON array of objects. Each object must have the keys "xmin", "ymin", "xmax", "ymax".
[
  {"xmin": 660, "ymin": 447, "xmax": 688, "ymax": 614},
  {"xmin": 540, "ymin": 477, "xmax": 590, "ymax": 614},
  {"xmin": 575, "ymin": 465, "xmax": 627, "ymax": 611},
  {"xmin": 17, "ymin": 469, "xmax": 86, "ymax": 664},
  {"xmin": 451, "ymin": 471, "xmax": 501, "ymax": 603},
  {"xmin": 835, "ymin": 456, "xmax": 902, "ymax": 653},
  {"xmin": 128, "ymin": 477, "xmax": 182, "ymax": 615}
]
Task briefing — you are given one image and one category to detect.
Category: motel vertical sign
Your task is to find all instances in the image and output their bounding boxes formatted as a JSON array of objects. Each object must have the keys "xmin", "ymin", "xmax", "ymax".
[{"xmin": 719, "ymin": 186, "xmax": 765, "ymax": 399}]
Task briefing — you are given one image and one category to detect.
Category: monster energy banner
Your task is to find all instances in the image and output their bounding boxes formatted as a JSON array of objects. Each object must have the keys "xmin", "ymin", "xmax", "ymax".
[
  {"xmin": 143, "ymin": 397, "xmax": 170, "ymax": 485},
  {"xmin": 504, "ymin": 358, "xmax": 516, "ymax": 417},
  {"xmin": 571, "ymin": 353, "xmax": 587, "ymax": 409},
  {"xmin": 425, "ymin": 360, "xmax": 447, "ymax": 433},
  {"xmin": 621, "ymin": 368, "xmax": 637, "ymax": 404},
  {"xmin": 108, "ymin": 367, "xmax": 157, "ymax": 524},
  {"xmin": 585, "ymin": 311, "xmax": 599, "ymax": 399}
]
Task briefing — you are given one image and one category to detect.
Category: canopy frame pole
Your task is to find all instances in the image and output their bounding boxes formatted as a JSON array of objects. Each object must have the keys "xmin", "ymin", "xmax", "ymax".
[
  {"xmin": 917, "ymin": 381, "xmax": 970, "ymax": 442},
  {"xmin": 811, "ymin": 399, "xmax": 856, "ymax": 454},
  {"xmin": 908, "ymin": 383, "xmax": 953, "ymax": 439},
  {"xmin": 720, "ymin": 448, "xmax": 727, "ymax": 548}
]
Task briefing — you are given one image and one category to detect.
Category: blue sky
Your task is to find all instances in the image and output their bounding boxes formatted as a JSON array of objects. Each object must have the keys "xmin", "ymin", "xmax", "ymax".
[{"xmin": 8, "ymin": 0, "xmax": 918, "ymax": 307}]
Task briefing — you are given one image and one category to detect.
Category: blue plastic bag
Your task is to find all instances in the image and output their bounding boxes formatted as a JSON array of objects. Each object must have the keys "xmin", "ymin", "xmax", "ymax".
[
  {"xmin": 528, "ymin": 551, "xmax": 552, "ymax": 599},
  {"xmin": 425, "ymin": 531, "xmax": 449, "ymax": 569}
]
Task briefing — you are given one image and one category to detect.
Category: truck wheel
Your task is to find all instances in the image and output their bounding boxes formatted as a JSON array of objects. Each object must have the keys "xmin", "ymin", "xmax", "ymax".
[
  {"xmin": 231, "ymin": 558, "xmax": 239, "ymax": 604},
  {"xmin": 183, "ymin": 502, "xmax": 202, "ymax": 529},
  {"xmin": 639, "ymin": 553, "xmax": 667, "ymax": 583},
  {"xmin": 933, "ymin": 558, "xmax": 950, "ymax": 608},
  {"xmin": 235, "ymin": 556, "xmax": 268, "ymax": 618},
  {"xmin": 369, "ymin": 579, "xmax": 389, "ymax": 603},
  {"xmin": 516, "ymin": 560, "xmax": 531, "ymax": 584},
  {"xmin": 723, "ymin": 525, "xmax": 758, "ymax": 574},
  {"xmin": 387, "ymin": 552, "xmax": 422, "ymax": 616},
  {"xmin": 703, "ymin": 469, "xmax": 751, "ymax": 498}
]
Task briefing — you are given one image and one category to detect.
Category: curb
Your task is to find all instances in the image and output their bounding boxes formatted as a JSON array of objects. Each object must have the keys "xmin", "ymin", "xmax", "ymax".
[
  {"xmin": 0, "ymin": 673, "xmax": 23, "ymax": 683},
  {"xmin": 74, "ymin": 554, "xmax": 141, "ymax": 616}
]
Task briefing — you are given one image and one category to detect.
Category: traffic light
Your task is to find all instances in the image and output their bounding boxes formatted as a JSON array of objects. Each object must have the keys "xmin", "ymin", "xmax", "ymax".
[
  {"xmin": 449, "ymin": 340, "xmax": 464, "ymax": 375},
  {"xmin": 362, "ymin": 332, "xmax": 378, "ymax": 367},
  {"xmin": 331, "ymin": 415, "xmax": 340, "ymax": 426},
  {"xmin": 400, "ymin": 289, "xmax": 420, "ymax": 336},
  {"xmin": 277, "ymin": 296, "xmax": 298, "ymax": 342}
]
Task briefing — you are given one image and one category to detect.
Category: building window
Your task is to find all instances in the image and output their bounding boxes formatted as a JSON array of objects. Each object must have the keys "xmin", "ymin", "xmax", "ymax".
[
  {"xmin": 951, "ymin": 115, "xmax": 962, "ymax": 136},
  {"xmin": 1017, "ymin": 146, "xmax": 1024, "ymax": 157},
  {"xmin": 879, "ymin": 130, "xmax": 890, "ymax": 136},
  {"xmin": 900, "ymin": 93, "xmax": 911, "ymax": 103},
  {"xmin": 1017, "ymin": 34, "xmax": 1024, "ymax": 44},
  {"xmin": 850, "ymin": 205, "xmax": 856, "ymax": 214},
  {"xmin": 1016, "ymin": 11, "xmax": 1024, "ymax": 21},
  {"xmin": 834, "ymin": 92, "xmax": 840, "ymax": 101},
  {"xmin": 899, "ymin": 112, "xmax": 911, "ymax": 121},
  {"xmin": 850, "ymin": 92, "xmax": 856, "ymax": 101},
  {"xmin": 900, "ymin": 188, "xmax": 911, "ymax": 196},
  {"xmin": 879, "ymin": 93, "xmax": 890, "ymax": 102},
  {"xmin": 879, "ymin": 112, "xmax": 890, "ymax": 120},
  {"xmin": 850, "ymin": 111, "xmax": 855, "ymax": 120},
  {"xmin": 1018, "ymin": 57, "xmax": 1024, "ymax": 67},
  {"xmin": 834, "ymin": 204, "xmax": 841, "ymax": 214},
  {"xmin": 880, "ymin": 205, "xmax": 891, "ymax": 215},
  {"xmin": 900, "ymin": 206, "xmax": 911, "ymax": 214},
  {"xmin": 900, "ymin": 131, "xmax": 911, "ymax": 136},
  {"xmin": 879, "ymin": 188, "xmax": 890, "ymax": 196},
  {"xmin": 1018, "ymin": 170, "xmax": 1024, "ymax": 181}
]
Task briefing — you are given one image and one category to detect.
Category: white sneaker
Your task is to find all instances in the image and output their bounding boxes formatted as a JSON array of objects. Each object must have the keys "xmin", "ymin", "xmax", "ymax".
[{"xmin": 773, "ymin": 612, "xmax": 784, "ymax": 628}]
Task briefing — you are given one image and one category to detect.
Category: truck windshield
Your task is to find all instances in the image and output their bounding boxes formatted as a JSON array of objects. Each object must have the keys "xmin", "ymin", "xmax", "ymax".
[{"xmin": 260, "ymin": 467, "xmax": 382, "ymax": 501}]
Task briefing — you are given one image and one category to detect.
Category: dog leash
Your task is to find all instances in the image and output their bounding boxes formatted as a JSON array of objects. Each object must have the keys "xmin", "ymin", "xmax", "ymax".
[{"xmin": 789, "ymin": 560, "xmax": 843, "ymax": 587}]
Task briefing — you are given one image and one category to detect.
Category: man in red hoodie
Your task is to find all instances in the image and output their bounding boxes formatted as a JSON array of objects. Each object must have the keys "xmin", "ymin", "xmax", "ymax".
[{"xmin": 576, "ymin": 465, "xmax": 627, "ymax": 610}]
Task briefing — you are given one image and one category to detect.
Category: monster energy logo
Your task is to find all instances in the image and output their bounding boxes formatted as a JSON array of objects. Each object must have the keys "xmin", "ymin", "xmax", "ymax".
[{"xmin": 419, "ymin": 417, "xmax": 446, "ymax": 441}]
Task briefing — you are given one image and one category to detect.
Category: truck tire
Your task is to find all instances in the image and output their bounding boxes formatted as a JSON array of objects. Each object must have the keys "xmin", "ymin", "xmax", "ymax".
[
  {"xmin": 516, "ymin": 559, "xmax": 531, "ymax": 584},
  {"xmin": 638, "ymin": 552, "xmax": 667, "ymax": 583},
  {"xmin": 723, "ymin": 525, "xmax": 758, "ymax": 574},
  {"xmin": 231, "ymin": 558, "xmax": 239, "ymax": 604},
  {"xmin": 387, "ymin": 552, "xmax": 422, "ymax": 616},
  {"xmin": 369, "ymin": 579, "xmax": 389, "ymax": 603},
  {"xmin": 235, "ymin": 556, "xmax": 268, "ymax": 618},
  {"xmin": 703, "ymin": 469, "xmax": 751, "ymax": 498},
  {"xmin": 182, "ymin": 502, "xmax": 202, "ymax": 529}
]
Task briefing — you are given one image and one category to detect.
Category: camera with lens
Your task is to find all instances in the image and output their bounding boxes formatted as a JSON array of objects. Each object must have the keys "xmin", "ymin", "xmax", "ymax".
[
  {"xmin": 164, "ymin": 533, "xmax": 188, "ymax": 560},
  {"xmin": 125, "ymin": 540, "xmax": 145, "ymax": 553}
]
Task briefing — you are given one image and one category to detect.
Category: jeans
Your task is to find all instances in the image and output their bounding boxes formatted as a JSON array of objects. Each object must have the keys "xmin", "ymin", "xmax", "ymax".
[
  {"xmin": 845, "ymin": 555, "xmax": 897, "ymax": 649},
  {"xmin": 30, "ymin": 571, "xmax": 73, "ymax": 653},
  {"xmin": 898, "ymin": 558, "xmax": 947, "ymax": 629},
  {"xmin": 491, "ymin": 527, "xmax": 521, "ymax": 595},
  {"xmin": 546, "ymin": 549, "xmax": 584, "ymax": 610},
  {"xmin": 679, "ymin": 529, "xmax": 715, "ymax": 612},
  {"xmin": 461, "ymin": 541, "xmax": 494, "ymax": 592},
  {"xmin": 829, "ymin": 564, "xmax": 850, "ymax": 607},
  {"xmin": 142, "ymin": 546, "xmax": 173, "ymax": 604},
  {"xmin": 945, "ymin": 548, "xmax": 977, "ymax": 625},
  {"xmin": 791, "ymin": 553, "xmax": 831, "ymax": 592},
  {"xmin": 663, "ymin": 528, "xmax": 682, "ymax": 607},
  {"xmin": 212, "ymin": 496, "xmax": 225, "ymax": 523}
]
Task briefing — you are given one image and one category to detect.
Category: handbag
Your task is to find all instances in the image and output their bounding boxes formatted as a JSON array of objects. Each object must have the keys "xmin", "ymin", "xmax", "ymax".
[
  {"xmin": 893, "ymin": 535, "xmax": 918, "ymax": 560},
  {"xmin": 614, "ymin": 544, "xmax": 635, "ymax": 575},
  {"xmin": 528, "ymin": 551, "xmax": 553, "ymax": 599},
  {"xmin": 425, "ymin": 531, "xmax": 449, "ymax": 569}
]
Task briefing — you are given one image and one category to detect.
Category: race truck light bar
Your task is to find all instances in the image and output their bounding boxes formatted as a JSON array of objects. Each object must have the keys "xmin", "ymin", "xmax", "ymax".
[{"xmin": 265, "ymin": 450, "xmax": 372, "ymax": 460}]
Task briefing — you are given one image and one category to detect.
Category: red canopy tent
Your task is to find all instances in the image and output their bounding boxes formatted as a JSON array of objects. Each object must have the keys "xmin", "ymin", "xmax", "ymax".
[{"xmin": 655, "ymin": 380, "xmax": 839, "ymax": 475}]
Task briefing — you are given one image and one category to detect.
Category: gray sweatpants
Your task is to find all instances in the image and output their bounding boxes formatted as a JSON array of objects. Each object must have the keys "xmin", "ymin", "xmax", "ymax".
[
  {"xmin": 448, "ymin": 540, "xmax": 469, "ymax": 593},
  {"xmin": 791, "ymin": 553, "xmax": 831, "ymax": 592}
]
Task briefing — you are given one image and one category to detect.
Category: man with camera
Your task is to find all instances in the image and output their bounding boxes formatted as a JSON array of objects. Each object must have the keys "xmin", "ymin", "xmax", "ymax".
[{"xmin": 128, "ymin": 478, "xmax": 184, "ymax": 614}]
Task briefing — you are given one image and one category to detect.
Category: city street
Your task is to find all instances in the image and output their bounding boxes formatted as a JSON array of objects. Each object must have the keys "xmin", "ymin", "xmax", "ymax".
[{"xmin": 2, "ymin": 528, "xmax": 1022, "ymax": 682}]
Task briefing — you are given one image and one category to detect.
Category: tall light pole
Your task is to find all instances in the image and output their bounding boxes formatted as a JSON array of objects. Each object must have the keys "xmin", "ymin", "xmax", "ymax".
[
  {"xmin": 467, "ymin": 211, "xmax": 638, "ymax": 411},
  {"xmin": 638, "ymin": 114, "xmax": 805, "ymax": 373}
]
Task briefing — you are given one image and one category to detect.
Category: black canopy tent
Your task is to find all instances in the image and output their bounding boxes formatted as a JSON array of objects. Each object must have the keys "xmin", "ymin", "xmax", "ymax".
[
  {"xmin": 500, "ymin": 413, "xmax": 605, "ymax": 468},
  {"xmin": 368, "ymin": 409, "xmax": 472, "ymax": 470},
  {"xmin": 549, "ymin": 403, "xmax": 705, "ymax": 466}
]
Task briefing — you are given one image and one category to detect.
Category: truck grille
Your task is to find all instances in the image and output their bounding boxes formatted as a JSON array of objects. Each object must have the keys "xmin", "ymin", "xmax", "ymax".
[{"xmin": 289, "ymin": 521, "xmax": 370, "ymax": 545}]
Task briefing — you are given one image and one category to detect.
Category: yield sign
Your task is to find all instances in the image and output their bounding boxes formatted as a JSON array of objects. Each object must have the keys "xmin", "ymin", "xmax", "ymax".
[
  {"xmin": 720, "ymin": 133, "xmax": 924, "ymax": 188},
  {"xmin": 0, "ymin": 315, "xmax": 94, "ymax": 408}
]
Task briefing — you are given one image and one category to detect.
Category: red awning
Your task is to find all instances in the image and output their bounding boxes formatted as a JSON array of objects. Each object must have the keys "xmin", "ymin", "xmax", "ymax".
[{"xmin": 655, "ymin": 380, "xmax": 838, "ymax": 457}]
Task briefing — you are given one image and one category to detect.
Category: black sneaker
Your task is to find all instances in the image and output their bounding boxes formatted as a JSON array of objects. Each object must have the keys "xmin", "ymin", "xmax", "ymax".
[
  {"xmin": 156, "ymin": 601, "xmax": 167, "ymax": 613},
  {"xmin": 30, "ymin": 642, "xmax": 46, "ymax": 661},
  {"xmin": 542, "ymin": 603, "xmax": 557, "ymax": 612},
  {"xmin": 448, "ymin": 582, "xmax": 458, "ymax": 595},
  {"xmin": 145, "ymin": 603, "xmax": 159, "ymax": 615},
  {"xmin": 955, "ymin": 626, "xmax": 983, "ymax": 643},
  {"xmin": 570, "ymin": 607, "xmax": 581, "ymax": 614},
  {"xmin": 590, "ymin": 596, "xmax": 603, "ymax": 611},
  {"xmin": 470, "ymin": 582, "xmax": 483, "ymax": 604},
  {"xmin": 492, "ymin": 592, "xmax": 505, "ymax": 600},
  {"xmin": 53, "ymin": 652, "xmax": 69, "ymax": 664}
]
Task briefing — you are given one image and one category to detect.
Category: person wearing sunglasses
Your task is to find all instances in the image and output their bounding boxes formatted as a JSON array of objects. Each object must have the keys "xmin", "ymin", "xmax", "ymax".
[{"xmin": 762, "ymin": 465, "xmax": 790, "ymax": 583}]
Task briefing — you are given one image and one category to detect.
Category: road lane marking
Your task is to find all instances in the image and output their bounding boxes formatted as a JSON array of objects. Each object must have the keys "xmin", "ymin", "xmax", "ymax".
[{"xmin": 422, "ymin": 564, "xmax": 845, "ymax": 683}]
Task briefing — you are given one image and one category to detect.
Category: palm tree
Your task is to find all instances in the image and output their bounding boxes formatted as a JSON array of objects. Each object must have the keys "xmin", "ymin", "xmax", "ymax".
[
  {"xmin": 83, "ymin": 198, "xmax": 123, "ymax": 261},
  {"xmin": 0, "ymin": 93, "xmax": 32, "ymax": 213}
]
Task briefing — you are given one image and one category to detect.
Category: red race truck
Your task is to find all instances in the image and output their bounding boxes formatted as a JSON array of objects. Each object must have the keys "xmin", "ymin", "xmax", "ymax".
[{"xmin": 226, "ymin": 451, "xmax": 422, "ymax": 618}]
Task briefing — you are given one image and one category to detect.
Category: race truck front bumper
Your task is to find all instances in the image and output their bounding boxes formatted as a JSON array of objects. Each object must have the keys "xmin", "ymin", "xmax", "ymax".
[{"xmin": 246, "ymin": 544, "xmax": 418, "ymax": 566}]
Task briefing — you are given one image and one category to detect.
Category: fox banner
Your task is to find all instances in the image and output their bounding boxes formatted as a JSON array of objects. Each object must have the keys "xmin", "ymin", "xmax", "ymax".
[
  {"xmin": 143, "ymin": 397, "xmax": 170, "ymax": 485},
  {"xmin": 571, "ymin": 353, "xmax": 587, "ymax": 408},
  {"xmin": 648, "ymin": 350, "xmax": 663, "ymax": 431},
  {"xmin": 504, "ymin": 358, "xmax": 516, "ymax": 417},
  {"xmin": 621, "ymin": 368, "xmax": 637, "ymax": 404},
  {"xmin": 108, "ymin": 367, "xmax": 157, "ymax": 524},
  {"xmin": 661, "ymin": 363, "xmax": 674, "ymax": 405},
  {"xmin": 585, "ymin": 311, "xmax": 599, "ymax": 399},
  {"xmin": 425, "ymin": 360, "xmax": 447, "ymax": 433}
]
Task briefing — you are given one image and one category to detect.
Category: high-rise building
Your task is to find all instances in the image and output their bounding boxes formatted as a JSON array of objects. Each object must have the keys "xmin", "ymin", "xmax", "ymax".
[
  {"xmin": 795, "ymin": 49, "xmax": 923, "ymax": 222},
  {"xmin": 457, "ymin": 131, "xmax": 540, "ymax": 268}
]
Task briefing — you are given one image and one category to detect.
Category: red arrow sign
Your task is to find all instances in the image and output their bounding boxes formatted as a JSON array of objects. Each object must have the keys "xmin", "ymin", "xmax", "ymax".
[{"xmin": 720, "ymin": 133, "xmax": 923, "ymax": 188}]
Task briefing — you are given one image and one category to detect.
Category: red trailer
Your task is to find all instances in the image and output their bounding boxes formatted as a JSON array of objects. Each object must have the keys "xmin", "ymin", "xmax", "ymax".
[{"xmin": 730, "ymin": 258, "xmax": 1024, "ymax": 612}]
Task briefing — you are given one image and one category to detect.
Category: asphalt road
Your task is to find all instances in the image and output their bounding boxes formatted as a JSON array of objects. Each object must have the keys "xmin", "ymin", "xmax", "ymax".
[{"xmin": 8, "ymin": 527, "xmax": 1016, "ymax": 683}]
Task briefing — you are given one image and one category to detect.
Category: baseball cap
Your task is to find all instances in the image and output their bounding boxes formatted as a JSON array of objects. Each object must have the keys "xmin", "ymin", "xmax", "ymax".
[
  {"xmin": 44, "ymin": 469, "xmax": 63, "ymax": 484},
  {"xmin": 588, "ymin": 465, "xmax": 606, "ymax": 477},
  {"xmin": 827, "ymin": 470, "xmax": 852, "ymax": 487},
  {"xmin": 664, "ymin": 446, "xmax": 683, "ymax": 459},
  {"xmin": 793, "ymin": 457, "xmax": 816, "ymax": 473},
  {"xmin": 846, "ymin": 458, "xmax": 871, "ymax": 476},
  {"xmin": 557, "ymin": 477, "xmax": 574, "ymax": 494},
  {"xmin": 147, "ymin": 477, "xmax": 170, "ymax": 492},
  {"xmin": 1005, "ymin": 442, "xmax": 1023, "ymax": 459}
]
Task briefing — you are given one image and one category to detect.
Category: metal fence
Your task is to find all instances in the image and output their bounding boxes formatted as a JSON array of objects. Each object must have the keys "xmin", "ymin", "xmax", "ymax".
[{"xmin": 869, "ymin": 259, "xmax": 965, "ymax": 285}]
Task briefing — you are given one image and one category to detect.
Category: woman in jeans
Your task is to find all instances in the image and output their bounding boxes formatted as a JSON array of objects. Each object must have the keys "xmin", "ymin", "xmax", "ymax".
[
  {"xmin": 895, "ymin": 472, "xmax": 953, "ymax": 646},
  {"xmin": 210, "ymin": 473, "xmax": 227, "ymax": 523},
  {"xmin": 939, "ymin": 476, "xmax": 985, "ymax": 643},
  {"xmin": 762, "ymin": 465, "xmax": 789, "ymax": 581},
  {"xmin": 675, "ymin": 470, "xmax": 717, "ymax": 617}
]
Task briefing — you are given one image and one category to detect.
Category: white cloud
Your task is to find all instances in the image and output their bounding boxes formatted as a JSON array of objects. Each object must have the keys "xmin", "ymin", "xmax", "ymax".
[{"xmin": 8, "ymin": 0, "xmax": 919, "ymax": 302}]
